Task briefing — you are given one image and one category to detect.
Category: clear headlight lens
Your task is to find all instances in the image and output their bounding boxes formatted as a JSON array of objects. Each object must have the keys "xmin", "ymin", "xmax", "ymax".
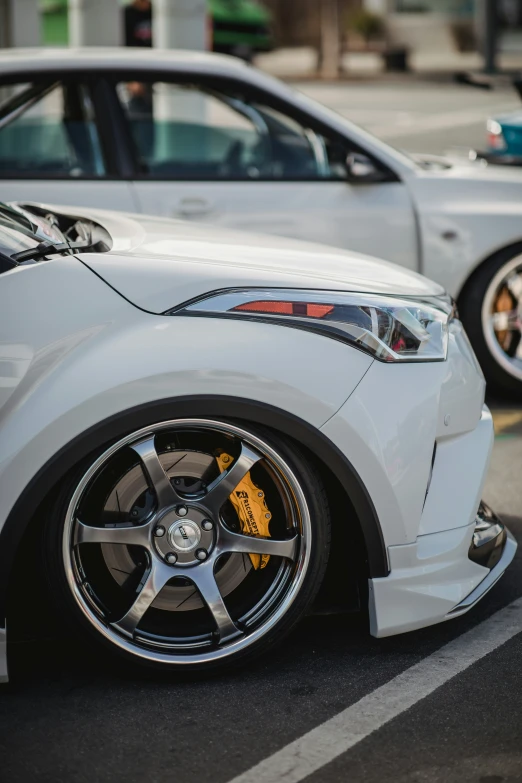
[{"xmin": 169, "ymin": 289, "xmax": 453, "ymax": 362}]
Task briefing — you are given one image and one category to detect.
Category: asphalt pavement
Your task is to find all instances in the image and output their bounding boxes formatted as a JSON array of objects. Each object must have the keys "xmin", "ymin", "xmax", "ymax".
[{"xmin": 2, "ymin": 82, "xmax": 522, "ymax": 783}]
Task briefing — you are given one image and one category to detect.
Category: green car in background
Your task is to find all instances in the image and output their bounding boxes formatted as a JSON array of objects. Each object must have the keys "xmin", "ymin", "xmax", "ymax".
[
  {"xmin": 211, "ymin": 0, "xmax": 273, "ymax": 60},
  {"xmin": 41, "ymin": 0, "xmax": 274, "ymax": 61}
]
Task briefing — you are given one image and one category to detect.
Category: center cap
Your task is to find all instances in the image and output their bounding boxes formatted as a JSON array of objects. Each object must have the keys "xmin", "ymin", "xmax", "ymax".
[{"xmin": 168, "ymin": 520, "xmax": 201, "ymax": 552}]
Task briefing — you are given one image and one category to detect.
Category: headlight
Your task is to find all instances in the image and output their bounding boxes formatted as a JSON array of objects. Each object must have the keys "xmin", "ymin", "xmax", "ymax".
[{"xmin": 168, "ymin": 289, "xmax": 453, "ymax": 363}]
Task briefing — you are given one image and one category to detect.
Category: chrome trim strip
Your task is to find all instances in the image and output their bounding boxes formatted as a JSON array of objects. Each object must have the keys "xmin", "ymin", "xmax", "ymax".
[
  {"xmin": 447, "ymin": 529, "xmax": 518, "ymax": 616},
  {"xmin": 0, "ymin": 626, "xmax": 7, "ymax": 683}
]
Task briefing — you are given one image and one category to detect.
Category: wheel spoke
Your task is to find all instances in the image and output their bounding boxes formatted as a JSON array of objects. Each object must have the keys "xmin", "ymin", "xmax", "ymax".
[
  {"xmin": 506, "ymin": 273, "xmax": 522, "ymax": 301},
  {"xmin": 220, "ymin": 529, "xmax": 298, "ymax": 561},
  {"xmin": 75, "ymin": 519, "xmax": 151, "ymax": 548},
  {"xmin": 491, "ymin": 309, "xmax": 520, "ymax": 332},
  {"xmin": 203, "ymin": 443, "xmax": 262, "ymax": 514},
  {"xmin": 113, "ymin": 560, "xmax": 173, "ymax": 636},
  {"xmin": 190, "ymin": 562, "xmax": 239, "ymax": 642},
  {"xmin": 130, "ymin": 435, "xmax": 181, "ymax": 509}
]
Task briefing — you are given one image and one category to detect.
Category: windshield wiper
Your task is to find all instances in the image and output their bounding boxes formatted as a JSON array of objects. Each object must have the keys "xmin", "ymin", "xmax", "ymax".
[{"xmin": 12, "ymin": 238, "xmax": 92, "ymax": 262}]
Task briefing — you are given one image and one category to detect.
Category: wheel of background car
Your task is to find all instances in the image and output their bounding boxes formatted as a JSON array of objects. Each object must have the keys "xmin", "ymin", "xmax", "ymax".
[
  {"xmin": 44, "ymin": 418, "xmax": 330, "ymax": 672},
  {"xmin": 460, "ymin": 244, "xmax": 522, "ymax": 395}
]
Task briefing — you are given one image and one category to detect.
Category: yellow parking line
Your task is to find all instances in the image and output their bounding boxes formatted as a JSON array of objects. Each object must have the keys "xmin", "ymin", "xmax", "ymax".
[{"xmin": 491, "ymin": 409, "xmax": 522, "ymax": 435}]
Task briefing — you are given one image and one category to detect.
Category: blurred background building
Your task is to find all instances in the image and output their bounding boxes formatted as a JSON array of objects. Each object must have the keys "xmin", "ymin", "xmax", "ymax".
[{"xmin": 1, "ymin": 1, "xmax": 521, "ymax": 76}]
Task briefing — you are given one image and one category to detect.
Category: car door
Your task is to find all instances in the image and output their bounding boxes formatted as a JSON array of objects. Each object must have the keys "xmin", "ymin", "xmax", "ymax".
[
  {"xmin": 0, "ymin": 76, "xmax": 138, "ymax": 212},
  {"xmin": 113, "ymin": 75, "xmax": 419, "ymax": 269}
]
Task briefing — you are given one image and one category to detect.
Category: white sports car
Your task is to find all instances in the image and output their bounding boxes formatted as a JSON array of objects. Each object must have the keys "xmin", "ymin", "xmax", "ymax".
[
  {"xmin": 2, "ymin": 49, "xmax": 522, "ymax": 394},
  {"xmin": 0, "ymin": 202, "xmax": 516, "ymax": 680}
]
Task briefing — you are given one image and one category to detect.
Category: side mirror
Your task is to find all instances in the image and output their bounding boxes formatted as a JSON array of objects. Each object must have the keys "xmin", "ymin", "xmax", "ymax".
[{"xmin": 346, "ymin": 152, "xmax": 386, "ymax": 183}]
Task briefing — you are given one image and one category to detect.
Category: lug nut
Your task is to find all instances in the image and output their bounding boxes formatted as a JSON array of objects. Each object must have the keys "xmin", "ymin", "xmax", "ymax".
[
  {"xmin": 177, "ymin": 506, "xmax": 188, "ymax": 517},
  {"xmin": 258, "ymin": 491, "xmax": 264, "ymax": 498},
  {"xmin": 165, "ymin": 552, "xmax": 178, "ymax": 564},
  {"xmin": 154, "ymin": 526, "xmax": 166, "ymax": 537},
  {"xmin": 265, "ymin": 513, "xmax": 271, "ymax": 520},
  {"xmin": 196, "ymin": 549, "xmax": 208, "ymax": 561},
  {"xmin": 202, "ymin": 520, "xmax": 213, "ymax": 531}
]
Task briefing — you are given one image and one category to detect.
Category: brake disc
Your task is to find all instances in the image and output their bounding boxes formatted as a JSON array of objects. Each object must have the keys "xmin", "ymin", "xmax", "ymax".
[{"xmin": 101, "ymin": 450, "xmax": 253, "ymax": 612}]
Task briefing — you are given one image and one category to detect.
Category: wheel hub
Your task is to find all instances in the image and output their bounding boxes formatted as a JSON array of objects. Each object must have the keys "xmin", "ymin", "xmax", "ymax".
[
  {"xmin": 153, "ymin": 507, "xmax": 214, "ymax": 566},
  {"xmin": 169, "ymin": 520, "xmax": 201, "ymax": 552}
]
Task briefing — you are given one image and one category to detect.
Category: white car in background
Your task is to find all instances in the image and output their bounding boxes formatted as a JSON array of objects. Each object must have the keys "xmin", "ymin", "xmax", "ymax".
[
  {"xmin": 2, "ymin": 48, "xmax": 522, "ymax": 394},
  {"xmin": 0, "ymin": 201, "xmax": 516, "ymax": 680}
]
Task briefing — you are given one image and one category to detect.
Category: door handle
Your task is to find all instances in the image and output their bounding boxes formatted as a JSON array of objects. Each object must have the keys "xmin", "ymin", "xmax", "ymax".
[{"xmin": 177, "ymin": 198, "xmax": 214, "ymax": 219}]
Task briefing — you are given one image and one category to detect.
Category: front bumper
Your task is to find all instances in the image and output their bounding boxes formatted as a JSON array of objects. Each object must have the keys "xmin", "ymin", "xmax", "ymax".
[
  {"xmin": 447, "ymin": 503, "xmax": 517, "ymax": 618},
  {"xmin": 369, "ymin": 502, "xmax": 517, "ymax": 638}
]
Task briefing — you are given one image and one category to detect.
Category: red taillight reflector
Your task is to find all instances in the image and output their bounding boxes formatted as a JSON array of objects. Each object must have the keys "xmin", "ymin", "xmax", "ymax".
[{"xmin": 233, "ymin": 301, "xmax": 334, "ymax": 318}]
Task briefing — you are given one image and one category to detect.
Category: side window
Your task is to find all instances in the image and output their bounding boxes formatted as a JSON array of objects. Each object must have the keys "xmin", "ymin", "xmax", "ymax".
[
  {"xmin": 0, "ymin": 81, "xmax": 106, "ymax": 178},
  {"xmin": 116, "ymin": 80, "xmax": 348, "ymax": 181}
]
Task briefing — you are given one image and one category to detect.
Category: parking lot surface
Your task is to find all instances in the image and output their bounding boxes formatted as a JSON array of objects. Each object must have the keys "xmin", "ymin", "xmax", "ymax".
[{"xmin": 295, "ymin": 79, "xmax": 521, "ymax": 155}]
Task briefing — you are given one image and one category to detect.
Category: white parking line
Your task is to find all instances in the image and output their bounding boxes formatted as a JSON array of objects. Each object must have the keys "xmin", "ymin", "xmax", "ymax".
[{"xmin": 226, "ymin": 595, "xmax": 522, "ymax": 783}]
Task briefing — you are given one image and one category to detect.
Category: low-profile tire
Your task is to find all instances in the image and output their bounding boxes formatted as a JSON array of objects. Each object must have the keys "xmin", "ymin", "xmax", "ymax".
[
  {"xmin": 44, "ymin": 417, "xmax": 330, "ymax": 673},
  {"xmin": 460, "ymin": 245, "xmax": 522, "ymax": 396}
]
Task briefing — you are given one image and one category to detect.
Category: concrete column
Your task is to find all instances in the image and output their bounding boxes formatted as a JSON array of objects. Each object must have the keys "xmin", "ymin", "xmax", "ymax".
[
  {"xmin": 68, "ymin": 0, "xmax": 121, "ymax": 47},
  {"xmin": 153, "ymin": 0, "xmax": 207, "ymax": 51},
  {"xmin": 320, "ymin": 0, "xmax": 341, "ymax": 79},
  {"xmin": 0, "ymin": 0, "xmax": 41, "ymax": 48}
]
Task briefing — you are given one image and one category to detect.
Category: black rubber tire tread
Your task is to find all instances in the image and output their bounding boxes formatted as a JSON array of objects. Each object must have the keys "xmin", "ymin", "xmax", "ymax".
[
  {"xmin": 459, "ymin": 243, "xmax": 522, "ymax": 397},
  {"xmin": 43, "ymin": 419, "xmax": 331, "ymax": 674}
]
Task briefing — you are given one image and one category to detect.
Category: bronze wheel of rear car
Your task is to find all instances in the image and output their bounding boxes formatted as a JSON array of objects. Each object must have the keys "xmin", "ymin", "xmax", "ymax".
[
  {"xmin": 460, "ymin": 245, "xmax": 522, "ymax": 395},
  {"xmin": 44, "ymin": 418, "xmax": 330, "ymax": 672}
]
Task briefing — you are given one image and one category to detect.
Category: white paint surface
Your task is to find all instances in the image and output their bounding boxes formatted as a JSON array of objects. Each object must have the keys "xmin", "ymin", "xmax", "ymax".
[{"xmin": 226, "ymin": 596, "xmax": 522, "ymax": 783}]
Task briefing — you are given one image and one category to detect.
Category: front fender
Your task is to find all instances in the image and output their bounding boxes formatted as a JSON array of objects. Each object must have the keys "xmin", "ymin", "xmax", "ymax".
[{"xmin": 408, "ymin": 174, "xmax": 522, "ymax": 296}]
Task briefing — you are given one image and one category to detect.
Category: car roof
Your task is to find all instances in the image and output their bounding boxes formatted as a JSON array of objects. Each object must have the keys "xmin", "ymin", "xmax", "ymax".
[{"xmin": 0, "ymin": 47, "xmax": 249, "ymax": 78}]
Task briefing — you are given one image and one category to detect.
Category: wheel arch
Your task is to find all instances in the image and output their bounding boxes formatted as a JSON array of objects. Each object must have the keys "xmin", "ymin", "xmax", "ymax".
[
  {"xmin": 0, "ymin": 395, "xmax": 388, "ymax": 623},
  {"xmin": 456, "ymin": 239, "xmax": 522, "ymax": 305}
]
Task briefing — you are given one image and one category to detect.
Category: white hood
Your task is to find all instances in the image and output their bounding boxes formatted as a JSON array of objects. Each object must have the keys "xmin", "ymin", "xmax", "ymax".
[{"xmin": 76, "ymin": 209, "xmax": 444, "ymax": 314}]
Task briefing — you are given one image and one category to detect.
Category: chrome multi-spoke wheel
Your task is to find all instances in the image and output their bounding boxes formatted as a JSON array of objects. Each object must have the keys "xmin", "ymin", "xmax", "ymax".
[
  {"xmin": 48, "ymin": 419, "xmax": 329, "ymax": 671},
  {"xmin": 461, "ymin": 247, "xmax": 522, "ymax": 394}
]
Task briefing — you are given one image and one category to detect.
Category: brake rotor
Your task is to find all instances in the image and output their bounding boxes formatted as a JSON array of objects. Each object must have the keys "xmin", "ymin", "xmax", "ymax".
[{"xmin": 101, "ymin": 449, "xmax": 253, "ymax": 612}]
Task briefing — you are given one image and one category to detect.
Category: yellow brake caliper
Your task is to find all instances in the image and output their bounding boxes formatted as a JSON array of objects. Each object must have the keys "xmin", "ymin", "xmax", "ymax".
[{"xmin": 215, "ymin": 452, "xmax": 271, "ymax": 570}]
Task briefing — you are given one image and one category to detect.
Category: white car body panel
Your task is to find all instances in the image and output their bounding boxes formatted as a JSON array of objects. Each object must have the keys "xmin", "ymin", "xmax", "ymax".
[
  {"xmin": 0, "ymin": 256, "xmax": 373, "ymax": 530},
  {"xmin": 59, "ymin": 208, "xmax": 442, "ymax": 314},
  {"xmin": 0, "ymin": 181, "xmax": 139, "ymax": 214},
  {"xmin": 369, "ymin": 521, "xmax": 488, "ymax": 638},
  {"xmin": 1, "ymin": 49, "xmax": 522, "ymax": 303},
  {"xmin": 321, "ymin": 328, "xmax": 487, "ymax": 549},
  {"xmin": 132, "ymin": 180, "xmax": 419, "ymax": 271}
]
